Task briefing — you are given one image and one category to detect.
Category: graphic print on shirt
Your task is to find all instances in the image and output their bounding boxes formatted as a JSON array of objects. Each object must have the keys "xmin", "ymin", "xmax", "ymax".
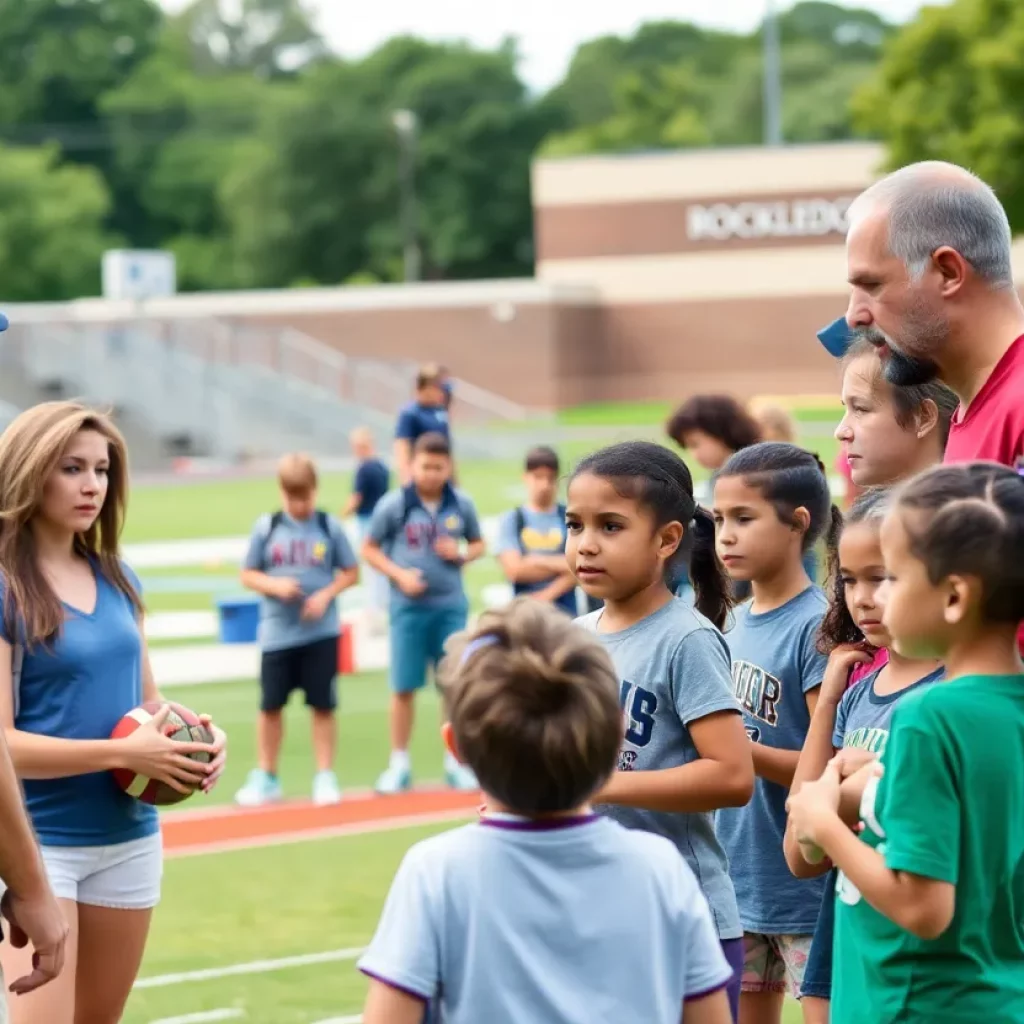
[
  {"xmin": 270, "ymin": 537, "xmax": 329, "ymax": 568},
  {"xmin": 836, "ymin": 774, "xmax": 886, "ymax": 908},
  {"xmin": 732, "ymin": 659, "xmax": 782, "ymax": 743},
  {"xmin": 618, "ymin": 680, "xmax": 658, "ymax": 764},
  {"xmin": 404, "ymin": 514, "xmax": 463, "ymax": 550},
  {"xmin": 842, "ymin": 726, "xmax": 889, "ymax": 754}
]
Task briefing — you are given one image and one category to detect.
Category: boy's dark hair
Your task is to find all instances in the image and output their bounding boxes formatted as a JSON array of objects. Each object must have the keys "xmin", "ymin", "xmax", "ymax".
[
  {"xmin": 818, "ymin": 487, "xmax": 891, "ymax": 654},
  {"xmin": 572, "ymin": 441, "xmax": 732, "ymax": 630},
  {"xmin": 413, "ymin": 431, "xmax": 451, "ymax": 457},
  {"xmin": 525, "ymin": 445, "xmax": 560, "ymax": 474},
  {"xmin": 844, "ymin": 339, "xmax": 959, "ymax": 449},
  {"xmin": 718, "ymin": 441, "xmax": 842, "ymax": 555},
  {"xmin": 666, "ymin": 394, "xmax": 763, "ymax": 452},
  {"xmin": 438, "ymin": 600, "xmax": 622, "ymax": 815},
  {"xmin": 416, "ymin": 363, "xmax": 445, "ymax": 391},
  {"xmin": 895, "ymin": 462, "xmax": 1024, "ymax": 625}
]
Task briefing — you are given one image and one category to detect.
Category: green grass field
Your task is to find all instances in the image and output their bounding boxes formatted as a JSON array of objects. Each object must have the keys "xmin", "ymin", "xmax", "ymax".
[{"xmin": 113, "ymin": 399, "xmax": 838, "ymax": 1023}]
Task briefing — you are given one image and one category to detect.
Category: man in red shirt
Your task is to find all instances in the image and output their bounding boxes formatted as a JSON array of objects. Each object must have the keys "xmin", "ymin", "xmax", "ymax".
[
  {"xmin": 841, "ymin": 161, "xmax": 1024, "ymax": 650},
  {"xmin": 840, "ymin": 160, "xmax": 1024, "ymax": 469}
]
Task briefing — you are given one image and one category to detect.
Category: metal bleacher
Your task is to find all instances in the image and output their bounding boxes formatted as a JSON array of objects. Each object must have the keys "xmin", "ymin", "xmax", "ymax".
[{"xmin": 0, "ymin": 315, "xmax": 531, "ymax": 465}]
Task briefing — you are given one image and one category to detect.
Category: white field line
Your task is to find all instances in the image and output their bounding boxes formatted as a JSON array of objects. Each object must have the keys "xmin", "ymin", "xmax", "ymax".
[
  {"xmin": 135, "ymin": 948, "xmax": 365, "ymax": 990},
  {"xmin": 165, "ymin": 807, "xmax": 474, "ymax": 860},
  {"xmin": 150, "ymin": 1011, "xmax": 245, "ymax": 1024},
  {"xmin": 311, "ymin": 1017, "xmax": 362, "ymax": 1024}
]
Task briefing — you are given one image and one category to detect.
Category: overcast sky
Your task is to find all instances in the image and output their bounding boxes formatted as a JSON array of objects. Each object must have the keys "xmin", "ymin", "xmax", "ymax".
[{"xmin": 159, "ymin": 1, "xmax": 948, "ymax": 90}]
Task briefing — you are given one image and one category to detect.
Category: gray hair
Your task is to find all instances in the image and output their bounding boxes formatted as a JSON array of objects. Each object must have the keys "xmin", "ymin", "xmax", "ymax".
[{"xmin": 850, "ymin": 161, "xmax": 1014, "ymax": 288}]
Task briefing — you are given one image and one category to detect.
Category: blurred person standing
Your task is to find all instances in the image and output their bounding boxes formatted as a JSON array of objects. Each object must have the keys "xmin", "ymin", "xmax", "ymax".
[
  {"xmin": 495, "ymin": 446, "xmax": 578, "ymax": 617},
  {"xmin": 394, "ymin": 365, "xmax": 451, "ymax": 486},
  {"xmin": 342, "ymin": 428, "xmax": 390, "ymax": 630}
]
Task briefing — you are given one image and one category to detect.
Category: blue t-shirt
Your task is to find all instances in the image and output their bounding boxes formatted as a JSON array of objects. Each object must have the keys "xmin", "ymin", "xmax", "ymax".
[
  {"xmin": 358, "ymin": 815, "xmax": 732, "ymax": 1024},
  {"xmin": 578, "ymin": 599, "xmax": 743, "ymax": 940},
  {"xmin": 243, "ymin": 511, "xmax": 358, "ymax": 652},
  {"xmin": 716, "ymin": 586, "xmax": 830, "ymax": 934},
  {"xmin": 2, "ymin": 562, "xmax": 158, "ymax": 848},
  {"xmin": 354, "ymin": 458, "xmax": 390, "ymax": 518},
  {"xmin": 368, "ymin": 484, "xmax": 482, "ymax": 610},
  {"xmin": 834, "ymin": 665, "xmax": 944, "ymax": 755},
  {"xmin": 395, "ymin": 402, "xmax": 450, "ymax": 444},
  {"xmin": 495, "ymin": 505, "xmax": 576, "ymax": 616}
]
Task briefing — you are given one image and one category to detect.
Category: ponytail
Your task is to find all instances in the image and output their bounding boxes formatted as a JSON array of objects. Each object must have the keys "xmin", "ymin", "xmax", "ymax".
[
  {"xmin": 573, "ymin": 441, "xmax": 734, "ymax": 630},
  {"xmin": 688, "ymin": 507, "xmax": 731, "ymax": 631}
]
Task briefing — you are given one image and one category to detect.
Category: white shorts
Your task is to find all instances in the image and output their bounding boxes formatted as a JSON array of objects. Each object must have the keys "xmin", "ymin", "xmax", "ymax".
[{"xmin": 39, "ymin": 833, "xmax": 163, "ymax": 911}]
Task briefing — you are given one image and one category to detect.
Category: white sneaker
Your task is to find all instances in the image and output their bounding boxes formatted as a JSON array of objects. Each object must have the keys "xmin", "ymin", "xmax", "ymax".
[
  {"xmin": 234, "ymin": 769, "xmax": 282, "ymax": 807},
  {"xmin": 312, "ymin": 770, "xmax": 342, "ymax": 806},
  {"xmin": 445, "ymin": 763, "xmax": 479, "ymax": 792},
  {"xmin": 375, "ymin": 764, "xmax": 412, "ymax": 794}
]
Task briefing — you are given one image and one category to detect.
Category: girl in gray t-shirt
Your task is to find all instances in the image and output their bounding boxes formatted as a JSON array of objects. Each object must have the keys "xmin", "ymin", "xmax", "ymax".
[{"xmin": 566, "ymin": 441, "xmax": 755, "ymax": 1022}]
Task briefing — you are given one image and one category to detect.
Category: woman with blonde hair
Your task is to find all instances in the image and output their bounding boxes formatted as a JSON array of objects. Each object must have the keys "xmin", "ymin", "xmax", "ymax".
[{"xmin": 0, "ymin": 402, "xmax": 227, "ymax": 1024}]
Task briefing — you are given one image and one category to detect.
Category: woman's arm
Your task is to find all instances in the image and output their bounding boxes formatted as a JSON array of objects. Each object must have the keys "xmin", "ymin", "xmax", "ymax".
[
  {"xmin": 0, "ymin": 639, "xmax": 126, "ymax": 778},
  {"xmin": 596, "ymin": 711, "xmax": 753, "ymax": 813},
  {"xmin": 0, "ymin": 634, "xmax": 214, "ymax": 790}
]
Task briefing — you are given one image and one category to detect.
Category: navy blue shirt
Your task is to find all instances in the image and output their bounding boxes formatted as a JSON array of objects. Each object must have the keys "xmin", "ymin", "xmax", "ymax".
[
  {"xmin": 395, "ymin": 402, "xmax": 450, "ymax": 444},
  {"xmin": 2, "ymin": 562, "xmax": 158, "ymax": 848},
  {"xmin": 354, "ymin": 458, "xmax": 390, "ymax": 517}
]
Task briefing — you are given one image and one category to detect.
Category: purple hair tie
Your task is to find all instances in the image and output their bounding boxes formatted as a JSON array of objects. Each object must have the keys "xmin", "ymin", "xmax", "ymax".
[{"xmin": 460, "ymin": 634, "xmax": 500, "ymax": 667}]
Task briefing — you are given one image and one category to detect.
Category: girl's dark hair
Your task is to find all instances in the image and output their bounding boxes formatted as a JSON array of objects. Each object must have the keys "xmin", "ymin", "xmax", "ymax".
[
  {"xmin": 572, "ymin": 441, "xmax": 732, "ymax": 630},
  {"xmin": 818, "ymin": 487, "xmax": 891, "ymax": 654},
  {"xmin": 718, "ymin": 441, "xmax": 841, "ymax": 555},
  {"xmin": 896, "ymin": 462, "xmax": 1024, "ymax": 625},
  {"xmin": 666, "ymin": 394, "xmax": 763, "ymax": 452}
]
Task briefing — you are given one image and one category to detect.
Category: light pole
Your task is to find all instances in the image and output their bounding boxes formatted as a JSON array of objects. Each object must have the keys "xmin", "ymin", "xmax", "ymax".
[
  {"xmin": 392, "ymin": 109, "xmax": 421, "ymax": 283},
  {"xmin": 763, "ymin": 0, "xmax": 783, "ymax": 147}
]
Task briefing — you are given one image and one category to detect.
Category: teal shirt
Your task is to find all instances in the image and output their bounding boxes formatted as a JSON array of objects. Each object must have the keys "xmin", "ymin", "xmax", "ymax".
[{"xmin": 833, "ymin": 675, "xmax": 1024, "ymax": 1024}]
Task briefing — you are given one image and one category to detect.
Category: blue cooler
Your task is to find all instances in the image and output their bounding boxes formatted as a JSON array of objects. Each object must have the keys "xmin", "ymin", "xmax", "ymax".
[{"xmin": 216, "ymin": 597, "xmax": 260, "ymax": 644}]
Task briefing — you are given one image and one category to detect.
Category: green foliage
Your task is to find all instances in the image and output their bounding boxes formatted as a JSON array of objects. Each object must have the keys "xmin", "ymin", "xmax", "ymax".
[
  {"xmin": 0, "ymin": 1, "xmax": 942, "ymax": 302},
  {"xmin": 0, "ymin": 144, "xmax": 116, "ymax": 301},
  {"xmin": 853, "ymin": 0, "xmax": 1024, "ymax": 229}
]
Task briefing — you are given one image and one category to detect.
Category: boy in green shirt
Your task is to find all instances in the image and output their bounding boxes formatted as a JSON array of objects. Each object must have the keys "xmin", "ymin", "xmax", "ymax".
[{"xmin": 787, "ymin": 463, "xmax": 1024, "ymax": 1024}]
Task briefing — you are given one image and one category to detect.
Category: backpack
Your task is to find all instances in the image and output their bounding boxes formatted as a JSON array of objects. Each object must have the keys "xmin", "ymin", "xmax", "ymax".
[
  {"xmin": 264, "ymin": 509, "xmax": 331, "ymax": 540},
  {"xmin": 512, "ymin": 504, "xmax": 567, "ymax": 554}
]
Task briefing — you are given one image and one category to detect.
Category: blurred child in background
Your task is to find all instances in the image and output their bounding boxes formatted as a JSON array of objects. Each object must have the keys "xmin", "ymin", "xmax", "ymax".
[
  {"xmin": 495, "ymin": 446, "xmax": 577, "ymax": 617},
  {"xmin": 343, "ymin": 427, "xmax": 390, "ymax": 630},
  {"xmin": 749, "ymin": 402, "xmax": 797, "ymax": 445},
  {"xmin": 237, "ymin": 454, "xmax": 359, "ymax": 807},
  {"xmin": 667, "ymin": 394, "xmax": 763, "ymax": 484},
  {"xmin": 360, "ymin": 600, "xmax": 735, "ymax": 1024},
  {"xmin": 362, "ymin": 433, "xmax": 485, "ymax": 794}
]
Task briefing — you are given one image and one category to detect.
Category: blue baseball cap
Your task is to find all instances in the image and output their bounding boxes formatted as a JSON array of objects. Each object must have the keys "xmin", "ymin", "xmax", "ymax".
[
  {"xmin": 817, "ymin": 316, "xmax": 853, "ymax": 358},
  {"xmin": 0, "ymin": 311, "xmax": 8, "ymax": 333}
]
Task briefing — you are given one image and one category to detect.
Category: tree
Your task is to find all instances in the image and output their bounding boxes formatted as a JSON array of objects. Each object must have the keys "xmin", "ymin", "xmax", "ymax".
[
  {"xmin": 175, "ymin": 0, "xmax": 326, "ymax": 78},
  {"xmin": 853, "ymin": 0, "xmax": 1024, "ymax": 229},
  {"xmin": 223, "ymin": 39, "xmax": 556, "ymax": 288},
  {"xmin": 0, "ymin": 144, "xmax": 115, "ymax": 301},
  {"xmin": 546, "ymin": 3, "xmax": 894, "ymax": 156},
  {"xmin": 0, "ymin": 0, "xmax": 162, "ymax": 241},
  {"xmin": 101, "ymin": 39, "xmax": 285, "ymax": 287}
]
